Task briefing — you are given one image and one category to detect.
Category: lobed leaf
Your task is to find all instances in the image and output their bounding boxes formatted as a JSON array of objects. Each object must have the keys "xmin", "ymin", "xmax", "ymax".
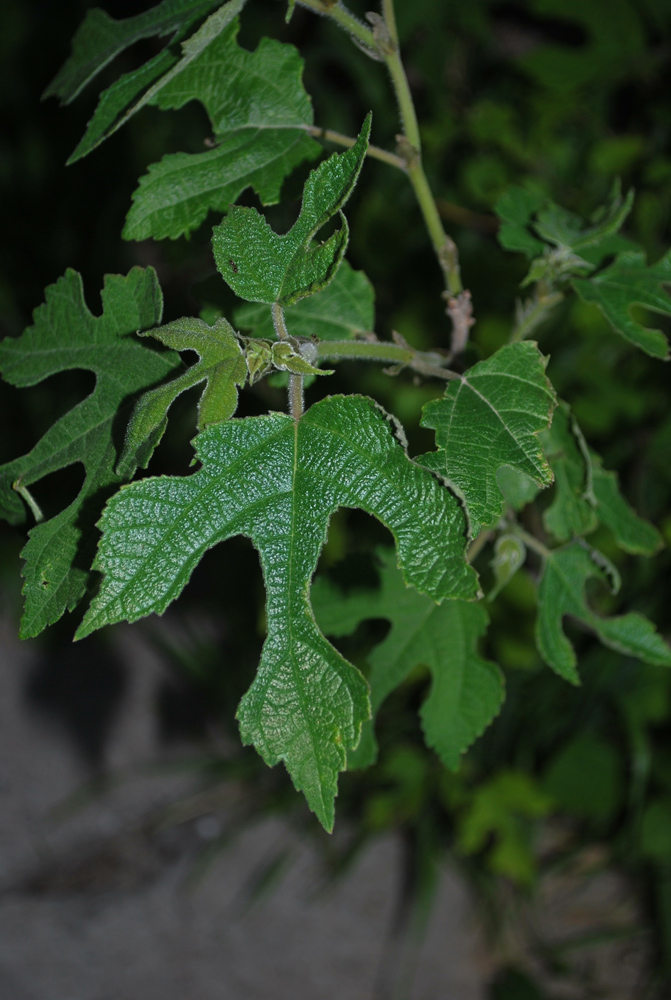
[
  {"xmin": 494, "ymin": 186, "xmax": 546, "ymax": 258},
  {"xmin": 591, "ymin": 460, "xmax": 663, "ymax": 555},
  {"xmin": 0, "ymin": 268, "xmax": 179, "ymax": 638},
  {"xmin": 420, "ymin": 341, "xmax": 556, "ymax": 536},
  {"xmin": 77, "ymin": 394, "xmax": 478, "ymax": 828},
  {"xmin": 62, "ymin": 1, "xmax": 245, "ymax": 164},
  {"xmin": 212, "ymin": 114, "xmax": 371, "ymax": 306},
  {"xmin": 234, "ymin": 262, "xmax": 374, "ymax": 341},
  {"xmin": 536, "ymin": 542, "xmax": 671, "ymax": 684},
  {"xmin": 117, "ymin": 316, "xmax": 247, "ymax": 478},
  {"xmin": 572, "ymin": 250, "xmax": 671, "ymax": 359},
  {"xmin": 313, "ymin": 549, "xmax": 503, "ymax": 772},
  {"xmin": 541, "ymin": 401, "xmax": 597, "ymax": 542},
  {"xmin": 124, "ymin": 18, "xmax": 320, "ymax": 240}
]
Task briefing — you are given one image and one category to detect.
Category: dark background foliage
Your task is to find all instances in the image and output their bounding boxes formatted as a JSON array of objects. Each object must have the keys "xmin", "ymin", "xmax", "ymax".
[{"xmin": 1, "ymin": 1, "xmax": 670, "ymax": 996}]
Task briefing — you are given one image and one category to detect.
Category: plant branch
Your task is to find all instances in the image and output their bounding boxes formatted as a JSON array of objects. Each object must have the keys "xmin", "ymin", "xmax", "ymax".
[
  {"xmin": 508, "ymin": 523, "xmax": 552, "ymax": 561},
  {"xmin": 315, "ymin": 337, "xmax": 460, "ymax": 381},
  {"xmin": 296, "ymin": 1, "xmax": 377, "ymax": 56},
  {"xmin": 510, "ymin": 291, "xmax": 564, "ymax": 343},
  {"xmin": 305, "ymin": 125, "xmax": 407, "ymax": 171},
  {"xmin": 273, "ymin": 303, "xmax": 304, "ymax": 417},
  {"xmin": 272, "ymin": 301, "xmax": 289, "ymax": 340}
]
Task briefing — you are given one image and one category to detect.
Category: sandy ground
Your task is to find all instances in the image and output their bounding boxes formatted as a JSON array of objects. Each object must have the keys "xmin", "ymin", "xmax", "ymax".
[{"xmin": 0, "ymin": 615, "xmax": 486, "ymax": 1000}]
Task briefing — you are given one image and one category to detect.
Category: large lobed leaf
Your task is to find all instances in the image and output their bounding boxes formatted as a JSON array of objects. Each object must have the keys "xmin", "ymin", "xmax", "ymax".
[
  {"xmin": 313, "ymin": 548, "xmax": 503, "ymax": 772},
  {"xmin": 77, "ymin": 394, "xmax": 478, "ymax": 828},
  {"xmin": 212, "ymin": 115, "xmax": 371, "ymax": 306},
  {"xmin": 0, "ymin": 268, "xmax": 179, "ymax": 638},
  {"xmin": 536, "ymin": 542, "xmax": 671, "ymax": 684},
  {"xmin": 124, "ymin": 18, "xmax": 321, "ymax": 241},
  {"xmin": 420, "ymin": 341, "xmax": 556, "ymax": 537}
]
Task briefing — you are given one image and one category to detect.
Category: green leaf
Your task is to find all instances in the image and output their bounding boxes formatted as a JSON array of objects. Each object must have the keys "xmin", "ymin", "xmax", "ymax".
[
  {"xmin": 420, "ymin": 341, "xmax": 556, "ymax": 536},
  {"xmin": 591, "ymin": 459, "xmax": 663, "ymax": 555},
  {"xmin": 234, "ymin": 262, "xmax": 374, "ymax": 341},
  {"xmin": 0, "ymin": 268, "xmax": 179, "ymax": 638},
  {"xmin": 494, "ymin": 186, "xmax": 546, "ymax": 257},
  {"xmin": 541, "ymin": 401, "xmax": 597, "ymax": 543},
  {"xmin": 77, "ymin": 394, "xmax": 478, "ymax": 828},
  {"xmin": 124, "ymin": 18, "xmax": 320, "ymax": 240},
  {"xmin": 534, "ymin": 184, "xmax": 634, "ymax": 253},
  {"xmin": 63, "ymin": 0, "xmax": 246, "ymax": 164},
  {"xmin": 117, "ymin": 316, "xmax": 247, "ymax": 479},
  {"xmin": 44, "ymin": 0, "xmax": 223, "ymax": 103},
  {"xmin": 536, "ymin": 542, "xmax": 671, "ymax": 684},
  {"xmin": 313, "ymin": 549, "xmax": 503, "ymax": 772},
  {"xmin": 572, "ymin": 250, "xmax": 671, "ymax": 359},
  {"xmin": 496, "ymin": 467, "xmax": 540, "ymax": 512},
  {"xmin": 212, "ymin": 114, "xmax": 372, "ymax": 306}
]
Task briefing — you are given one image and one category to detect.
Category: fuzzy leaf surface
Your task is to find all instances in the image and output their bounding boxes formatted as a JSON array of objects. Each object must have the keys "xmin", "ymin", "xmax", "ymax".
[
  {"xmin": 420, "ymin": 341, "xmax": 556, "ymax": 536},
  {"xmin": 536, "ymin": 542, "xmax": 671, "ymax": 684},
  {"xmin": 313, "ymin": 548, "xmax": 502, "ymax": 771},
  {"xmin": 212, "ymin": 114, "xmax": 371, "ymax": 306},
  {"xmin": 534, "ymin": 184, "xmax": 634, "ymax": 253},
  {"xmin": 572, "ymin": 250, "xmax": 671, "ymax": 359},
  {"xmin": 117, "ymin": 316, "xmax": 247, "ymax": 478},
  {"xmin": 62, "ymin": 0, "xmax": 245, "ymax": 164},
  {"xmin": 234, "ymin": 262, "xmax": 374, "ymax": 341},
  {"xmin": 77, "ymin": 394, "xmax": 478, "ymax": 828},
  {"xmin": 124, "ymin": 19, "xmax": 320, "ymax": 240},
  {"xmin": 0, "ymin": 268, "xmax": 178, "ymax": 637}
]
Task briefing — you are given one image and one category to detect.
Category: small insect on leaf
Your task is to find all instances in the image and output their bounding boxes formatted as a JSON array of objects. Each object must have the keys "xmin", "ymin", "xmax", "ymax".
[{"xmin": 229, "ymin": 259, "xmax": 238, "ymax": 273}]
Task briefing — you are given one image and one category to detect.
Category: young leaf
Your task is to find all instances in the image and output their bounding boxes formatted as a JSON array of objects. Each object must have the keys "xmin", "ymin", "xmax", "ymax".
[
  {"xmin": 494, "ymin": 186, "xmax": 546, "ymax": 257},
  {"xmin": 124, "ymin": 18, "xmax": 320, "ymax": 241},
  {"xmin": 212, "ymin": 114, "xmax": 372, "ymax": 306},
  {"xmin": 536, "ymin": 542, "xmax": 671, "ymax": 684},
  {"xmin": 312, "ymin": 549, "xmax": 503, "ymax": 772},
  {"xmin": 117, "ymin": 316, "xmax": 247, "ymax": 478},
  {"xmin": 541, "ymin": 401, "xmax": 597, "ymax": 542},
  {"xmin": 77, "ymin": 394, "xmax": 479, "ymax": 829},
  {"xmin": 420, "ymin": 341, "xmax": 556, "ymax": 536},
  {"xmin": 591, "ymin": 460, "xmax": 663, "ymax": 555},
  {"xmin": 534, "ymin": 184, "xmax": 634, "ymax": 254},
  {"xmin": 0, "ymin": 268, "xmax": 179, "ymax": 638},
  {"xmin": 572, "ymin": 250, "xmax": 671, "ymax": 359},
  {"xmin": 234, "ymin": 262, "xmax": 374, "ymax": 341},
  {"xmin": 489, "ymin": 534, "xmax": 526, "ymax": 600}
]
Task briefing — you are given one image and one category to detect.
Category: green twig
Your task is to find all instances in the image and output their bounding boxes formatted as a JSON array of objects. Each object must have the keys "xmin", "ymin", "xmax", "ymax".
[
  {"xmin": 272, "ymin": 301, "xmax": 289, "ymax": 340},
  {"xmin": 305, "ymin": 125, "xmax": 407, "ymax": 171},
  {"xmin": 510, "ymin": 292, "xmax": 564, "ymax": 342},
  {"xmin": 273, "ymin": 303, "xmax": 304, "ymax": 417},
  {"xmin": 296, "ymin": 0, "xmax": 377, "ymax": 56},
  {"xmin": 508, "ymin": 523, "xmax": 552, "ymax": 561},
  {"xmin": 315, "ymin": 337, "xmax": 459, "ymax": 380}
]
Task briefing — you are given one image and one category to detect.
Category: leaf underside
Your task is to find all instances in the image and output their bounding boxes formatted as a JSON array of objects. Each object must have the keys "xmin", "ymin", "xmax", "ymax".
[
  {"xmin": 313, "ymin": 548, "xmax": 503, "ymax": 772},
  {"xmin": 77, "ymin": 394, "xmax": 478, "ymax": 829},
  {"xmin": 0, "ymin": 268, "xmax": 179, "ymax": 637}
]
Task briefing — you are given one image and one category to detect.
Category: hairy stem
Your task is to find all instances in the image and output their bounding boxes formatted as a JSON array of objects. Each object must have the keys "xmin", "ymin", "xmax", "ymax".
[
  {"xmin": 508, "ymin": 523, "xmax": 552, "ymax": 561},
  {"xmin": 316, "ymin": 338, "xmax": 459, "ymax": 380},
  {"xmin": 272, "ymin": 301, "xmax": 289, "ymax": 340},
  {"xmin": 305, "ymin": 126, "xmax": 407, "ymax": 171},
  {"xmin": 296, "ymin": 0, "xmax": 377, "ymax": 55},
  {"xmin": 289, "ymin": 373, "xmax": 305, "ymax": 420},
  {"xmin": 510, "ymin": 291, "xmax": 564, "ymax": 342}
]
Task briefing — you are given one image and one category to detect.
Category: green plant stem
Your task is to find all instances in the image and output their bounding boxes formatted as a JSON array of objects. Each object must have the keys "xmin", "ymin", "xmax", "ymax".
[
  {"xmin": 508, "ymin": 523, "xmax": 552, "ymax": 561},
  {"xmin": 273, "ymin": 303, "xmax": 304, "ymax": 417},
  {"xmin": 380, "ymin": 2, "xmax": 463, "ymax": 298},
  {"xmin": 306, "ymin": 126, "xmax": 407, "ymax": 171},
  {"xmin": 296, "ymin": 1, "xmax": 376, "ymax": 55},
  {"xmin": 510, "ymin": 292, "xmax": 564, "ymax": 342},
  {"xmin": 272, "ymin": 301, "xmax": 289, "ymax": 340},
  {"xmin": 467, "ymin": 530, "xmax": 492, "ymax": 563},
  {"xmin": 315, "ymin": 339, "xmax": 459, "ymax": 380}
]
